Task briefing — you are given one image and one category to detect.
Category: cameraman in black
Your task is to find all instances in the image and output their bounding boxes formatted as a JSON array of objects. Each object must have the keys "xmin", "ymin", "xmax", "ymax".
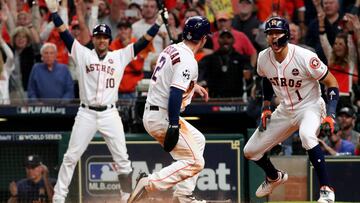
[{"xmin": 318, "ymin": 123, "xmax": 355, "ymax": 156}]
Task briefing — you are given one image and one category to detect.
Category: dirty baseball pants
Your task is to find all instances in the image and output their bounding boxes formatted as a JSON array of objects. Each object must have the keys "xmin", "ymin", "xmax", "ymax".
[{"xmin": 142, "ymin": 104, "xmax": 206, "ymax": 197}]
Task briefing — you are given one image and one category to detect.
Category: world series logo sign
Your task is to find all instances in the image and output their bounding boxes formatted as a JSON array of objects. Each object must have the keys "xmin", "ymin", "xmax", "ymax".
[{"xmin": 79, "ymin": 136, "xmax": 243, "ymax": 202}]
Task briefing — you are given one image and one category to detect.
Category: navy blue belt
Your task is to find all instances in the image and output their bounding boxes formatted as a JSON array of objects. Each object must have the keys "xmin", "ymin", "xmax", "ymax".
[
  {"xmin": 81, "ymin": 104, "xmax": 114, "ymax": 112},
  {"xmin": 149, "ymin": 106, "xmax": 159, "ymax": 111}
]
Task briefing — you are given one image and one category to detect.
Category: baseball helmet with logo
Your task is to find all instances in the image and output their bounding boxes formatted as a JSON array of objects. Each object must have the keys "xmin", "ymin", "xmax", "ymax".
[
  {"xmin": 182, "ymin": 16, "xmax": 211, "ymax": 42},
  {"xmin": 92, "ymin": 24, "xmax": 112, "ymax": 41},
  {"xmin": 264, "ymin": 16, "xmax": 290, "ymax": 47}
]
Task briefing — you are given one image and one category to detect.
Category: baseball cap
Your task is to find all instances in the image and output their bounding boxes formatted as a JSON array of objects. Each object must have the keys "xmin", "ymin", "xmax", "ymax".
[
  {"xmin": 25, "ymin": 155, "xmax": 42, "ymax": 168},
  {"xmin": 338, "ymin": 107, "xmax": 355, "ymax": 117},
  {"xmin": 219, "ymin": 29, "xmax": 234, "ymax": 38},
  {"xmin": 216, "ymin": 12, "xmax": 231, "ymax": 21}
]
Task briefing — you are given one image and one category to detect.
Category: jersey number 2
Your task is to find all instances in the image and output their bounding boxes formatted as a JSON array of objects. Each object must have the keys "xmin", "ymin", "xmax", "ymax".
[{"xmin": 151, "ymin": 56, "xmax": 166, "ymax": 82}]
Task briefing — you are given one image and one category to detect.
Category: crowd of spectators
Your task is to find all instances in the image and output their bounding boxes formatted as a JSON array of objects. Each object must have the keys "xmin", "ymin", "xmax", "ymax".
[{"xmin": 0, "ymin": 0, "xmax": 359, "ymax": 155}]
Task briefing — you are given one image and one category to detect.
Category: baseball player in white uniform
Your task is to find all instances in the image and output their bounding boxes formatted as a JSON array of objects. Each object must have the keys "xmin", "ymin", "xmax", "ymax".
[
  {"xmin": 243, "ymin": 16, "xmax": 338, "ymax": 203},
  {"xmin": 0, "ymin": 36, "xmax": 14, "ymax": 104},
  {"xmin": 44, "ymin": 0, "xmax": 167, "ymax": 202},
  {"xmin": 127, "ymin": 16, "xmax": 211, "ymax": 203}
]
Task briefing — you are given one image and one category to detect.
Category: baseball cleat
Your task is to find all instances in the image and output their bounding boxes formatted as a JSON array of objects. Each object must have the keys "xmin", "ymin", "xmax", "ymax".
[
  {"xmin": 317, "ymin": 186, "xmax": 335, "ymax": 203},
  {"xmin": 173, "ymin": 194, "xmax": 206, "ymax": 203},
  {"xmin": 127, "ymin": 172, "xmax": 148, "ymax": 203},
  {"xmin": 255, "ymin": 170, "xmax": 288, "ymax": 197}
]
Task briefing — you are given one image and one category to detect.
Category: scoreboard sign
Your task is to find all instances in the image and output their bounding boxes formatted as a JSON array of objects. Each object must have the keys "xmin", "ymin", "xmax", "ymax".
[{"xmin": 78, "ymin": 136, "xmax": 243, "ymax": 203}]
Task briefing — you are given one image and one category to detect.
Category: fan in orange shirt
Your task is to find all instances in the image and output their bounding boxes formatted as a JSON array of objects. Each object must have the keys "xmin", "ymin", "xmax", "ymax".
[{"xmin": 110, "ymin": 21, "xmax": 154, "ymax": 99}]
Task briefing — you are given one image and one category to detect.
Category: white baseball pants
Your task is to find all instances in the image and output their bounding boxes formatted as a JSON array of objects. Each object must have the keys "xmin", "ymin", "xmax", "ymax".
[
  {"xmin": 53, "ymin": 107, "xmax": 132, "ymax": 200},
  {"xmin": 244, "ymin": 98, "xmax": 326, "ymax": 161},
  {"xmin": 142, "ymin": 104, "xmax": 206, "ymax": 197}
]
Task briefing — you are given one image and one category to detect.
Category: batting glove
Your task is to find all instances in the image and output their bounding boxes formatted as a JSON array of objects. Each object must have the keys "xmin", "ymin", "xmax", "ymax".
[
  {"xmin": 155, "ymin": 8, "xmax": 169, "ymax": 26},
  {"xmin": 45, "ymin": 0, "xmax": 59, "ymax": 13},
  {"xmin": 163, "ymin": 124, "xmax": 179, "ymax": 152},
  {"xmin": 321, "ymin": 115, "xmax": 336, "ymax": 133},
  {"xmin": 259, "ymin": 106, "xmax": 272, "ymax": 132}
]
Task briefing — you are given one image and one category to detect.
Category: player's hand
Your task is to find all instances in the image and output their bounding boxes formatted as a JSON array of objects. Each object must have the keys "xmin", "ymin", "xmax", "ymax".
[
  {"xmin": 194, "ymin": 84, "xmax": 209, "ymax": 102},
  {"xmin": 163, "ymin": 124, "xmax": 180, "ymax": 152},
  {"xmin": 40, "ymin": 164, "xmax": 49, "ymax": 178},
  {"xmin": 155, "ymin": 8, "xmax": 169, "ymax": 26},
  {"xmin": 45, "ymin": 0, "xmax": 59, "ymax": 13},
  {"xmin": 321, "ymin": 115, "xmax": 336, "ymax": 133},
  {"xmin": 9, "ymin": 181, "xmax": 17, "ymax": 197},
  {"xmin": 259, "ymin": 106, "xmax": 272, "ymax": 132}
]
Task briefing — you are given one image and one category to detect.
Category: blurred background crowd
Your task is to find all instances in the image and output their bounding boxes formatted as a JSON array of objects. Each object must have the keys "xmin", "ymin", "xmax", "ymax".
[{"xmin": 0, "ymin": 0, "xmax": 359, "ymax": 156}]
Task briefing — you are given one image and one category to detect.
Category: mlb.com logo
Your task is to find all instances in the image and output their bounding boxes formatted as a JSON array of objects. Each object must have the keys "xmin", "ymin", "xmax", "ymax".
[{"xmin": 88, "ymin": 162, "xmax": 119, "ymax": 182}]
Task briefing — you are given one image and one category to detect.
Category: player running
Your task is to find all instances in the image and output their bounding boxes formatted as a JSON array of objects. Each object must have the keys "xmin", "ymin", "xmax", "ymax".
[
  {"xmin": 44, "ymin": 0, "xmax": 167, "ymax": 202},
  {"xmin": 243, "ymin": 16, "xmax": 337, "ymax": 203},
  {"xmin": 127, "ymin": 16, "xmax": 210, "ymax": 203}
]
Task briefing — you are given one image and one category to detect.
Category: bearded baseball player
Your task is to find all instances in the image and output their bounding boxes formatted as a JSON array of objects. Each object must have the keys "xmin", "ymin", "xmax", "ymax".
[
  {"xmin": 44, "ymin": 0, "xmax": 167, "ymax": 202},
  {"xmin": 243, "ymin": 16, "xmax": 337, "ymax": 203},
  {"xmin": 127, "ymin": 16, "xmax": 210, "ymax": 203}
]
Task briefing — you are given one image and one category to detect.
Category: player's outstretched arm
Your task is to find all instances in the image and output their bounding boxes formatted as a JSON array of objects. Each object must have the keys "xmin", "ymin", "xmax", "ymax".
[
  {"xmin": 45, "ymin": 0, "xmax": 74, "ymax": 52},
  {"xmin": 320, "ymin": 71, "xmax": 339, "ymax": 133},
  {"xmin": 133, "ymin": 9, "xmax": 168, "ymax": 56}
]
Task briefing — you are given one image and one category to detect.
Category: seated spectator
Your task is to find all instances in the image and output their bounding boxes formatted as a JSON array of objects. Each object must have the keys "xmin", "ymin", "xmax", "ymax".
[
  {"xmin": 337, "ymin": 106, "xmax": 360, "ymax": 146},
  {"xmin": 199, "ymin": 30, "xmax": 251, "ymax": 98},
  {"xmin": 212, "ymin": 12, "xmax": 257, "ymax": 67},
  {"xmin": 7, "ymin": 155, "xmax": 56, "ymax": 203},
  {"xmin": 319, "ymin": 123, "xmax": 355, "ymax": 155},
  {"xmin": 27, "ymin": 43, "xmax": 74, "ymax": 102}
]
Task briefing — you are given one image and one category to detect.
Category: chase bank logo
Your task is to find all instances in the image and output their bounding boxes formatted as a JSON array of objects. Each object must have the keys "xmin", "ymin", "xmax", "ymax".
[{"xmin": 89, "ymin": 162, "xmax": 119, "ymax": 182}]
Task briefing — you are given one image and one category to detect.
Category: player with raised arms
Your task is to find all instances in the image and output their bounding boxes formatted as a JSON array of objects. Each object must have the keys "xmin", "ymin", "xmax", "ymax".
[{"xmin": 43, "ymin": 0, "xmax": 167, "ymax": 202}]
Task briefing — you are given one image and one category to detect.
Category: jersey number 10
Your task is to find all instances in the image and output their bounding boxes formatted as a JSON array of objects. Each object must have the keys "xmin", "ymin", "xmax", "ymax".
[{"xmin": 106, "ymin": 78, "xmax": 115, "ymax": 88}]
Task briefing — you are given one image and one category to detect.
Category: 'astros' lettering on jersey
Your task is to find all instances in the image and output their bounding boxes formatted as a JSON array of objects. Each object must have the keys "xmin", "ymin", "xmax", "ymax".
[
  {"xmin": 71, "ymin": 40, "xmax": 134, "ymax": 106},
  {"xmin": 146, "ymin": 42, "xmax": 198, "ymax": 110},
  {"xmin": 257, "ymin": 43, "xmax": 328, "ymax": 111}
]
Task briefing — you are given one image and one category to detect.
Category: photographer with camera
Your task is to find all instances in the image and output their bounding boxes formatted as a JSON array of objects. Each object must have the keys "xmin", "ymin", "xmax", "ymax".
[{"xmin": 318, "ymin": 122, "xmax": 355, "ymax": 156}]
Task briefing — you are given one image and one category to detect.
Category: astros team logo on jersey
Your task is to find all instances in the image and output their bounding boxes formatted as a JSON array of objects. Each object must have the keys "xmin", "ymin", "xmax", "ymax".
[
  {"xmin": 309, "ymin": 57, "xmax": 321, "ymax": 69},
  {"xmin": 292, "ymin": 68, "xmax": 299, "ymax": 76}
]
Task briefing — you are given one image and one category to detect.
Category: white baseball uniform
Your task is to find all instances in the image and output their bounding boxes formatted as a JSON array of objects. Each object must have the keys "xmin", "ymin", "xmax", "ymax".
[
  {"xmin": 142, "ymin": 42, "xmax": 206, "ymax": 197},
  {"xmin": 244, "ymin": 43, "xmax": 328, "ymax": 160},
  {"xmin": 53, "ymin": 40, "xmax": 134, "ymax": 199},
  {"xmin": 0, "ymin": 40, "xmax": 14, "ymax": 104}
]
